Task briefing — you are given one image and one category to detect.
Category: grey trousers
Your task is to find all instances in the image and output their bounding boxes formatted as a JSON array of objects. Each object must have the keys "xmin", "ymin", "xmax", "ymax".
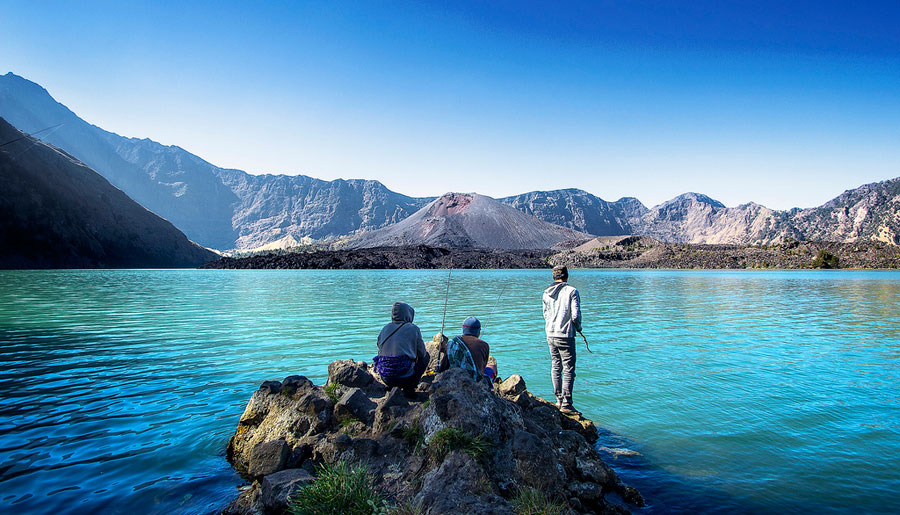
[{"xmin": 548, "ymin": 337, "xmax": 576, "ymax": 408}]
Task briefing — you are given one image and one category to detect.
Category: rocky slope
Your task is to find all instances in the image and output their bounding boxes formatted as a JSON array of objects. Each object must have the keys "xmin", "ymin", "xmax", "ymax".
[
  {"xmin": 203, "ymin": 238, "xmax": 900, "ymax": 269},
  {"xmin": 0, "ymin": 117, "xmax": 217, "ymax": 268},
  {"xmin": 0, "ymin": 73, "xmax": 429, "ymax": 250},
  {"xmin": 549, "ymin": 236, "xmax": 900, "ymax": 269},
  {"xmin": 342, "ymin": 193, "xmax": 593, "ymax": 250},
  {"xmin": 223, "ymin": 358, "xmax": 643, "ymax": 514},
  {"xmin": 202, "ymin": 245, "xmax": 553, "ymax": 269},
  {"xmin": 500, "ymin": 189, "xmax": 647, "ymax": 236}
]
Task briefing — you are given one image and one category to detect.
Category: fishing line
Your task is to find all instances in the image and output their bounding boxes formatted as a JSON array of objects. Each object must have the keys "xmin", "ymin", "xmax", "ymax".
[
  {"xmin": 8, "ymin": 124, "xmax": 65, "ymax": 161},
  {"xmin": 0, "ymin": 123, "xmax": 64, "ymax": 148},
  {"xmin": 481, "ymin": 283, "xmax": 508, "ymax": 336}
]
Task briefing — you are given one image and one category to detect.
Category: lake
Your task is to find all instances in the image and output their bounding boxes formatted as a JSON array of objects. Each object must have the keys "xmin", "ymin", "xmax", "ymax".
[{"xmin": 0, "ymin": 269, "xmax": 898, "ymax": 513}]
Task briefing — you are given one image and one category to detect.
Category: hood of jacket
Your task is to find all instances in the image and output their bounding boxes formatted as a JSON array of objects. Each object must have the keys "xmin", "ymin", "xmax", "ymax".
[
  {"xmin": 544, "ymin": 282, "xmax": 567, "ymax": 298},
  {"xmin": 391, "ymin": 301, "xmax": 415, "ymax": 323}
]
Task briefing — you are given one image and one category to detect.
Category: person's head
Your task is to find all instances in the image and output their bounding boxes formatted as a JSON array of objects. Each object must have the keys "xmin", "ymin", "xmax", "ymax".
[
  {"xmin": 391, "ymin": 301, "xmax": 415, "ymax": 323},
  {"xmin": 552, "ymin": 265, "xmax": 568, "ymax": 282},
  {"xmin": 462, "ymin": 316, "xmax": 481, "ymax": 337}
]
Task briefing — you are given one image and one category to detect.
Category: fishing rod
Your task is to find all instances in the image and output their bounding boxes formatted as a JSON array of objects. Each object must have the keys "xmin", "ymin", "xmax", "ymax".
[
  {"xmin": 438, "ymin": 262, "xmax": 453, "ymax": 338},
  {"xmin": 577, "ymin": 329, "xmax": 593, "ymax": 354},
  {"xmin": 0, "ymin": 123, "xmax": 64, "ymax": 148}
]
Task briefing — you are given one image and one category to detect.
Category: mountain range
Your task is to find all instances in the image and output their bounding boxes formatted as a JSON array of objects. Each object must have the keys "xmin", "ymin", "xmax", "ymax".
[
  {"xmin": 0, "ymin": 117, "xmax": 216, "ymax": 268},
  {"xmin": 1, "ymin": 72, "xmax": 898, "ymax": 250}
]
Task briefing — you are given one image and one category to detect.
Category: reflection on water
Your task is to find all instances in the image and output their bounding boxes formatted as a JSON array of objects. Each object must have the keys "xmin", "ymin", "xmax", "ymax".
[{"xmin": 0, "ymin": 269, "xmax": 899, "ymax": 513}]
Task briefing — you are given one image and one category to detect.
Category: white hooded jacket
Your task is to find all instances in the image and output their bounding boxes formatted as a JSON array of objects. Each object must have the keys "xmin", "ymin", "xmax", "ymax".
[{"xmin": 542, "ymin": 282, "xmax": 582, "ymax": 339}]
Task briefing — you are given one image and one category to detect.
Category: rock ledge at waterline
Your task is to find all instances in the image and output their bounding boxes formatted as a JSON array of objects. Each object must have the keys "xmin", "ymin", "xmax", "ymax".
[{"xmin": 223, "ymin": 354, "xmax": 644, "ymax": 514}]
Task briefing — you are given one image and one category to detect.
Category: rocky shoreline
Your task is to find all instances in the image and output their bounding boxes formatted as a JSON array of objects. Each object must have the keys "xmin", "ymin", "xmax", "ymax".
[
  {"xmin": 201, "ymin": 238, "xmax": 900, "ymax": 270},
  {"xmin": 223, "ymin": 351, "xmax": 644, "ymax": 514}
]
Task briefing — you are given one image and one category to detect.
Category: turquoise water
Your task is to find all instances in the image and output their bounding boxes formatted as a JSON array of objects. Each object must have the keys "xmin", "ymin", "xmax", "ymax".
[{"xmin": 0, "ymin": 269, "xmax": 898, "ymax": 514}]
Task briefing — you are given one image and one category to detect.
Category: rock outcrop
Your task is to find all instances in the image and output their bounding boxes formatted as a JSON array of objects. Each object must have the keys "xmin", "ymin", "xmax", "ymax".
[{"xmin": 223, "ymin": 361, "xmax": 643, "ymax": 514}]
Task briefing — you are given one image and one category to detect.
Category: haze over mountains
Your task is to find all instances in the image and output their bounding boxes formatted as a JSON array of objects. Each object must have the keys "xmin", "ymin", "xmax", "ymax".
[
  {"xmin": 2, "ymin": 72, "xmax": 898, "ymax": 250},
  {"xmin": 0, "ymin": 117, "xmax": 216, "ymax": 268}
]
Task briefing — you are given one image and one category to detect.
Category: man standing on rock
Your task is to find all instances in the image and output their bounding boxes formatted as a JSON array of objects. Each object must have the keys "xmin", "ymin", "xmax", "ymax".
[{"xmin": 543, "ymin": 265, "xmax": 582, "ymax": 415}]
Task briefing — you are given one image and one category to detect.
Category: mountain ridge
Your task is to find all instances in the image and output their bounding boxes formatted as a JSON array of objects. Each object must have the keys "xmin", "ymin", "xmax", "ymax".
[
  {"xmin": 0, "ymin": 116, "xmax": 217, "ymax": 268},
  {"xmin": 2, "ymin": 72, "xmax": 898, "ymax": 248},
  {"xmin": 0, "ymin": 72, "xmax": 430, "ymax": 250}
]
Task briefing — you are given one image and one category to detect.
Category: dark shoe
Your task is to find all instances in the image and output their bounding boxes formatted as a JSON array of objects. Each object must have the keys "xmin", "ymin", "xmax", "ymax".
[{"xmin": 560, "ymin": 406, "xmax": 581, "ymax": 416}]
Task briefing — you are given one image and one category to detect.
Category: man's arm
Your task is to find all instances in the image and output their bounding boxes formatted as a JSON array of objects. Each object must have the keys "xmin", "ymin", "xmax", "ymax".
[{"xmin": 571, "ymin": 289, "xmax": 582, "ymax": 333}]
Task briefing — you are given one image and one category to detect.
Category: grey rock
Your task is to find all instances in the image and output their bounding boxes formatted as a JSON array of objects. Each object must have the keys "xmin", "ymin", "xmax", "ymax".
[
  {"xmin": 334, "ymin": 388, "xmax": 376, "ymax": 424},
  {"xmin": 576, "ymin": 455, "xmax": 616, "ymax": 486},
  {"xmin": 498, "ymin": 374, "xmax": 527, "ymax": 397},
  {"xmin": 569, "ymin": 481, "xmax": 603, "ymax": 501},
  {"xmin": 511, "ymin": 430, "xmax": 563, "ymax": 495},
  {"xmin": 413, "ymin": 452, "xmax": 512, "ymax": 515},
  {"xmin": 281, "ymin": 375, "xmax": 314, "ymax": 395},
  {"xmin": 420, "ymin": 368, "xmax": 524, "ymax": 446},
  {"xmin": 259, "ymin": 381, "xmax": 282, "ymax": 395},
  {"xmin": 248, "ymin": 439, "xmax": 290, "ymax": 478},
  {"xmin": 327, "ymin": 359, "xmax": 375, "ymax": 388},
  {"xmin": 260, "ymin": 468, "xmax": 314, "ymax": 513},
  {"xmin": 222, "ymin": 483, "xmax": 263, "ymax": 515}
]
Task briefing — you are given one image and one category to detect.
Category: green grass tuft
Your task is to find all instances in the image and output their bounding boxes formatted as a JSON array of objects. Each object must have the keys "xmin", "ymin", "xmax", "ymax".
[
  {"xmin": 511, "ymin": 487, "xmax": 568, "ymax": 515},
  {"xmin": 324, "ymin": 383, "xmax": 340, "ymax": 403},
  {"xmin": 289, "ymin": 461, "xmax": 389, "ymax": 515},
  {"xmin": 426, "ymin": 427, "xmax": 486, "ymax": 462},
  {"xmin": 401, "ymin": 422, "xmax": 425, "ymax": 453}
]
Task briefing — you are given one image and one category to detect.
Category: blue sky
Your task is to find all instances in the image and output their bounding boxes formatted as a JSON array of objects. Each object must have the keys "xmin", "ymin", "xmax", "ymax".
[{"xmin": 2, "ymin": 1, "xmax": 899, "ymax": 208}]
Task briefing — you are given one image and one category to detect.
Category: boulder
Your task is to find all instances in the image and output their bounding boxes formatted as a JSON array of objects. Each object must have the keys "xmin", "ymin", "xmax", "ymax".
[
  {"xmin": 561, "ymin": 413, "xmax": 599, "ymax": 444},
  {"xmin": 425, "ymin": 337, "xmax": 446, "ymax": 373},
  {"xmin": 569, "ymin": 481, "xmax": 603, "ymax": 501},
  {"xmin": 509, "ymin": 392, "xmax": 531, "ymax": 409},
  {"xmin": 576, "ymin": 455, "xmax": 616, "ymax": 486},
  {"xmin": 281, "ymin": 375, "xmax": 314, "ymax": 396},
  {"xmin": 498, "ymin": 374, "xmax": 527, "ymax": 397},
  {"xmin": 420, "ymin": 368, "xmax": 524, "ymax": 446},
  {"xmin": 260, "ymin": 468, "xmax": 314, "ymax": 513},
  {"xmin": 413, "ymin": 452, "xmax": 511, "ymax": 515},
  {"xmin": 334, "ymin": 387, "xmax": 377, "ymax": 424},
  {"xmin": 510, "ymin": 430, "xmax": 564, "ymax": 495},
  {"xmin": 227, "ymin": 386, "xmax": 333, "ymax": 473},
  {"xmin": 248, "ymin": 439, "xmax": 290, "ymax": 478},
  {"xmin": 327, "ymin": 359, "xmax": 374, "ymax": 388},
  {"xmin": 259, "ymin": 381, "xmax": 282, "ymax": 395},
  {"xmin": 222, "ymin": 483, "xmax": 262, "ymax": 515}
]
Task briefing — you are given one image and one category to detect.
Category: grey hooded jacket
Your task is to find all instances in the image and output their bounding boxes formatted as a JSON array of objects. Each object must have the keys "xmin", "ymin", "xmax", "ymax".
[
  {"xmin": 542, "ymin": 282, "xmax": 582, "ymax": 339},
  {"xmin": 377, "ymin": 302, "xmax": 427, "ymax": 362}
]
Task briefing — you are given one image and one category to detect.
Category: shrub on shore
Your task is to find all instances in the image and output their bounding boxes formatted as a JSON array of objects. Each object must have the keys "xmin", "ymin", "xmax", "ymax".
[
  {"xmin": 812, "ymin": 250, "xmax": 840, "ymax": 269},
  {"xmin": 511, "ymin": 487, "xmax": 568, "ymax": 515},
  {"xmin": 289, "ymin": 461, "xmax": 389, "ymax": 515}
]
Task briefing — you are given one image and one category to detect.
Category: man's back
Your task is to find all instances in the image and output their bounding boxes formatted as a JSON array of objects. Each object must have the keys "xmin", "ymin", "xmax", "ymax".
[{"xmin": 542, "ymin": 281, "xmax": 582, "ymax": 339}]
